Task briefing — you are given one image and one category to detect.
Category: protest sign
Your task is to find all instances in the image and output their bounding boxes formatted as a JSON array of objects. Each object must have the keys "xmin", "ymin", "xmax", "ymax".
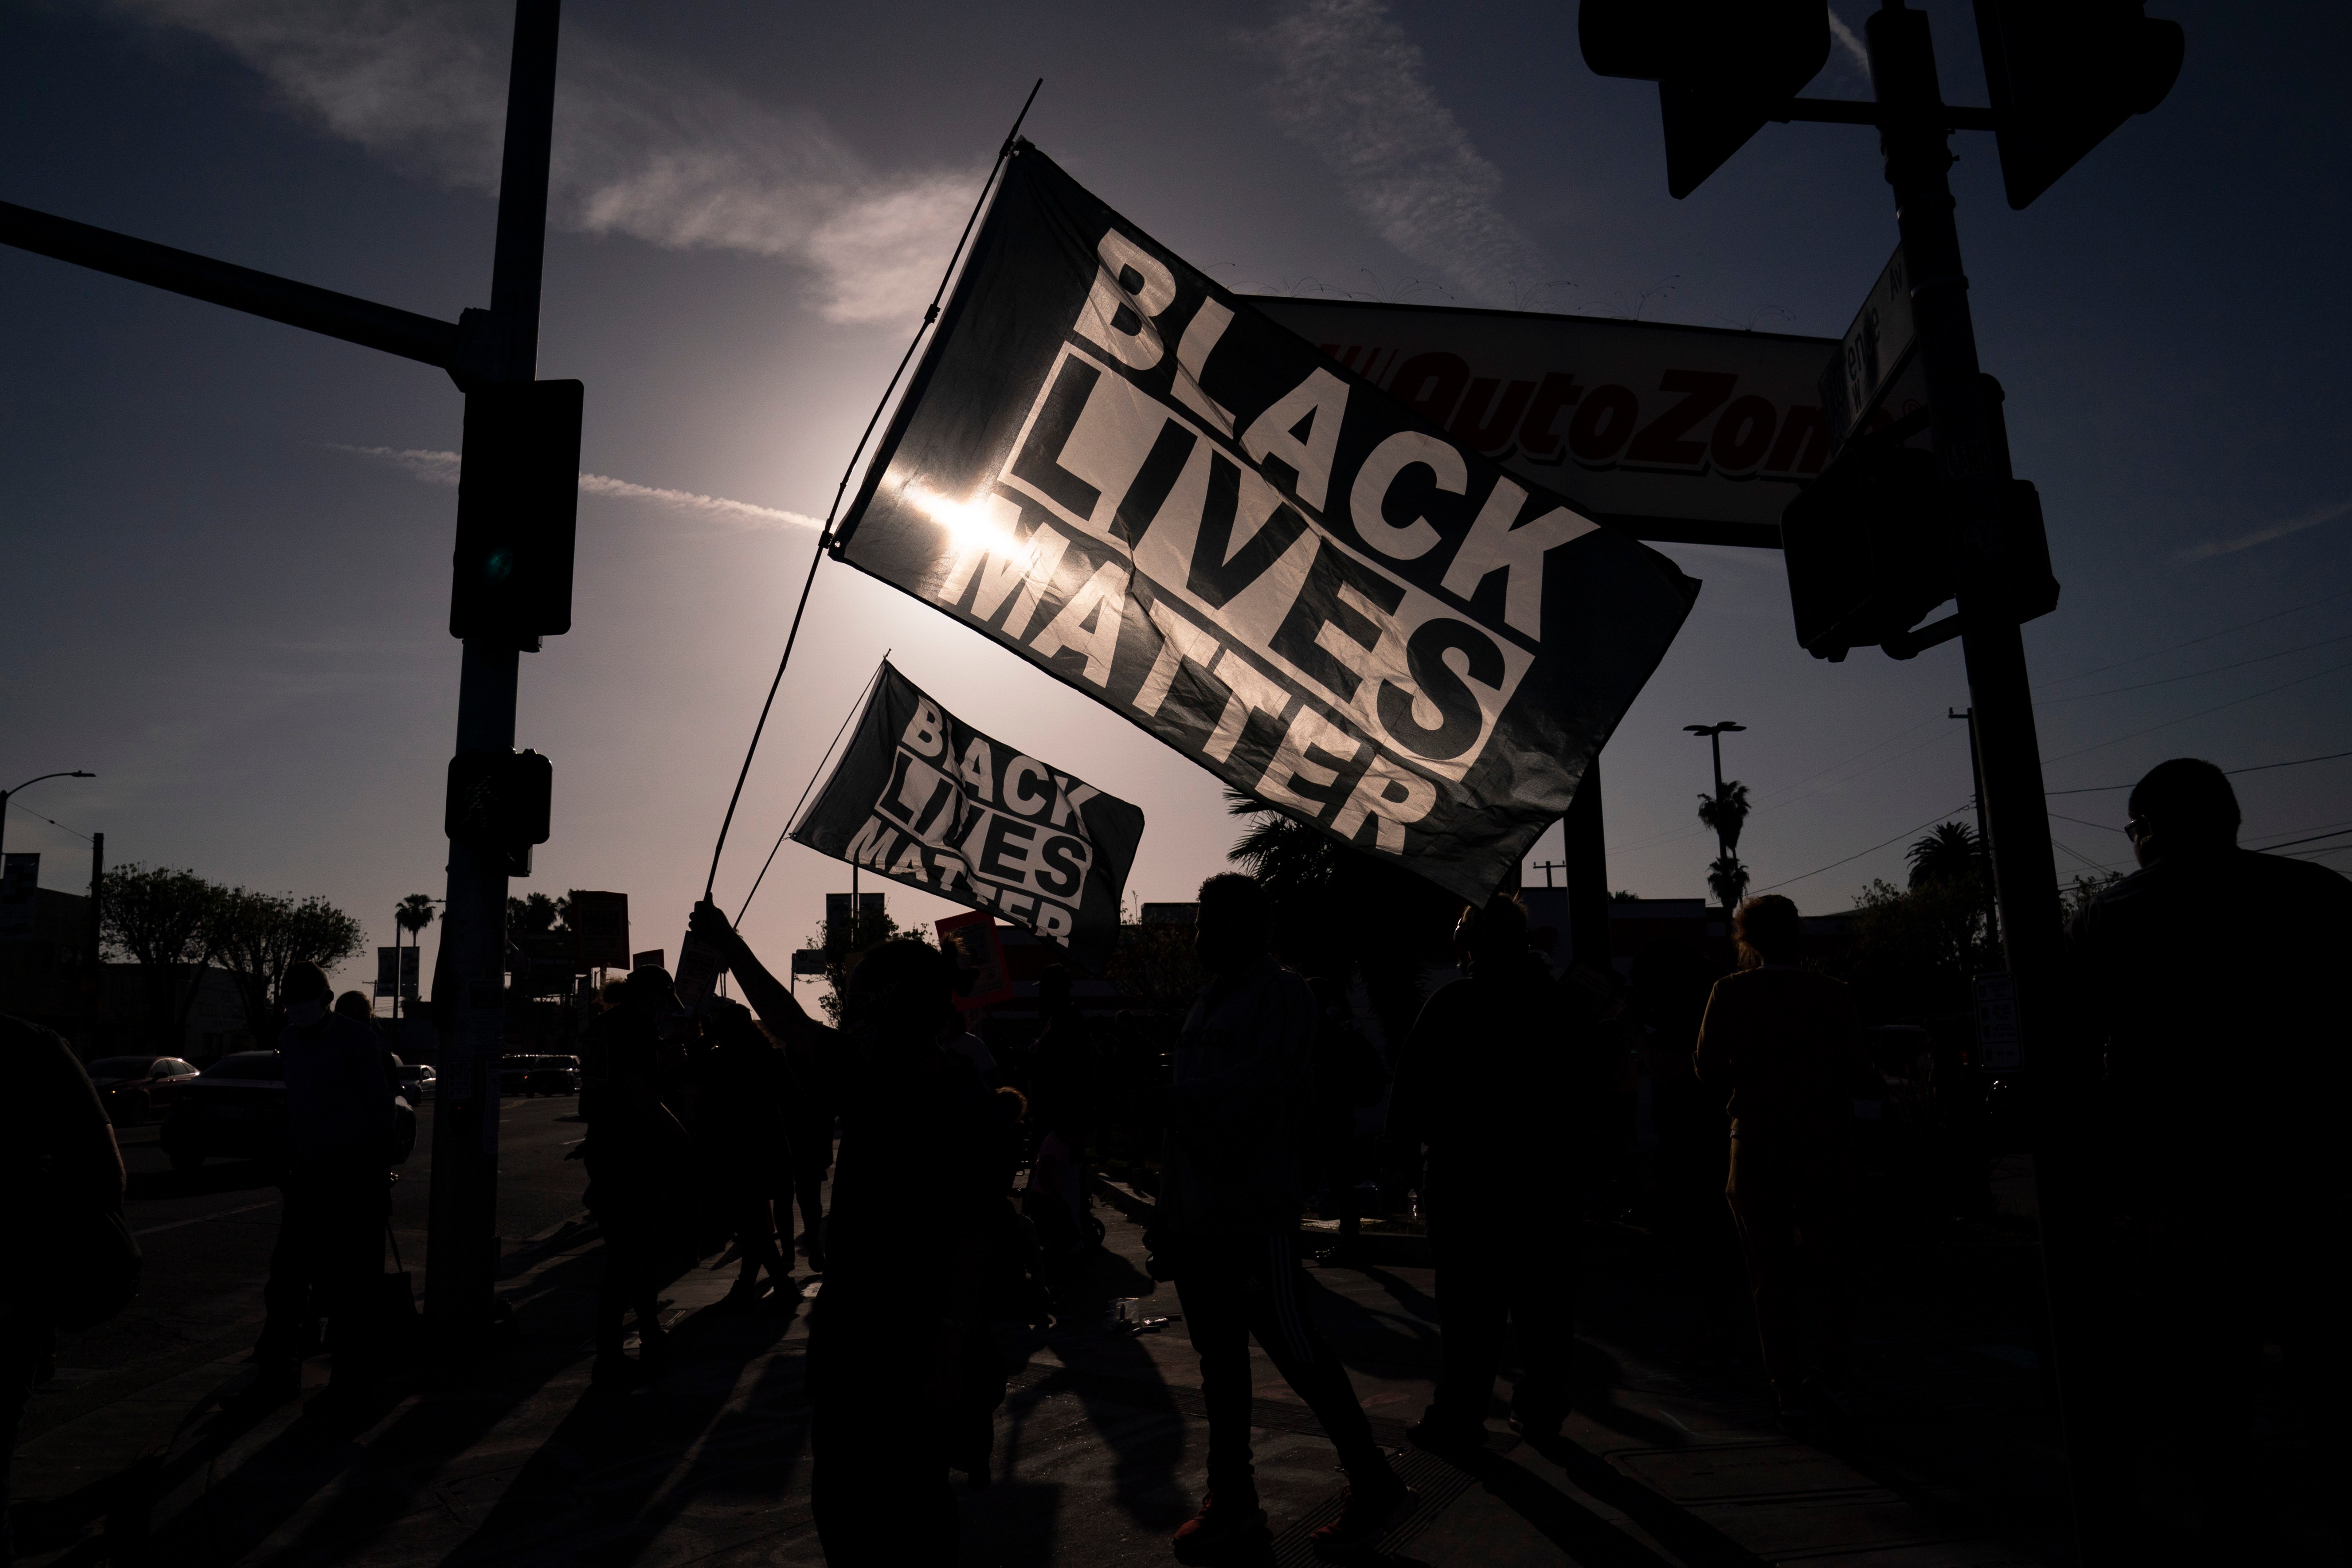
[
  {"xmin": 567, "ymin": 890, "xmax": 630, "ymax": 970},
  {"xmin": 791, "ymin": 661, "xmax": 1144, "ymax": 973},
  {"xmin": 937, "ymin": 911, "xmax": 1014, "ymax": 1011},
  {"xmin": 833, "ymin": 146, "xmax": 1697, "ymax": 904}
]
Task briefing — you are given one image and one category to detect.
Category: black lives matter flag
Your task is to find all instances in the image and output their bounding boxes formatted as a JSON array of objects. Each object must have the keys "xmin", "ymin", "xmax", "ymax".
[
  {"xmin": 833, "ymin": 146, "xmax": 1699, "ymax": 903},
  {"xmin": 791, "ymin": 663, "xmax": 1143, "ymax": 974}
]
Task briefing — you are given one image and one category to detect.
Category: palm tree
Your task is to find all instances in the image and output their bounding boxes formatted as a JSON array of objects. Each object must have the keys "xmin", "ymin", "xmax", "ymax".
[
  {"xmin": 1695, "ymin": 779, "xmax": 1752, "ymax": 855},
  {"xmin": 1706, "ymin": 855, "xmax": 1750, "ymax": 911},
  {"xmin": 394, "ymin": 893, "xmax": 437, "ymax": 1020},
  {"xmin": 1905, "ymin": 822, "xmax": 1983, "ymax": 891}
]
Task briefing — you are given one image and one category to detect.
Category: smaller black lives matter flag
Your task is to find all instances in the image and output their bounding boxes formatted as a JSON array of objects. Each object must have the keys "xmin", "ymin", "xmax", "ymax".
[
  {"xmin": 790, "ymin": 663, "xmax": 1143, "ymax": 974},
  {"xmin": 830, "ymin": 145, "xmax": 1698, "ymax": 903}
]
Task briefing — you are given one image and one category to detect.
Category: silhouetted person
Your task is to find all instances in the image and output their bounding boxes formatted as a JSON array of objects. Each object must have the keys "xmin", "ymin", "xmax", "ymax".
[
  {"xmin": 254, "ymin": 961, "xmax": 399, "ymax": 1405},
  {"xmin": 2, "ymin": 1014, "xmax": 129, "ymax": 1561},
  {"xmin": 1026, "ymin": 965, "xmax": 1093, "ymax": 1148},
  {"xmin": 697, "ymin": 998, "xmax": 795, "ymax": 1309},
  {"xmin": 1694, "ymin": 896, "xmax": 1877, "ymax": 1427},
  {"xmin": 578, "ymin": 965, "xmax": 690, "ymax": 1385},
  {"xmin": 1307, "ymin": 972, "xmax": 1388, "ymax": 1260},
  {"xmin": 1388, "ymin": 895, "xmax": 1576, "ymax": 1448},
  {"xmin": 692, "ymin": 904, "xmax": 1005, "ymax": 1561},
  {"xmin": 1631, "ymin": 940, "xmax": 1743, "ymax": 1361},
  {"xmin": 2070, "ymin": 757, "xmax": 2352, "ymax": 1551},
  {"xmin": 1155, "ymin": 873, "xmax": 1406, "ymax": 1558}
]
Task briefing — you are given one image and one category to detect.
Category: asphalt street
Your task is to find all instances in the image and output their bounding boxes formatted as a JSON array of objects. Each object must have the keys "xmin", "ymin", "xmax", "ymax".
[{"xmin": 31, "ymin": 1093, "xmax": 592, "ymax": 1432}]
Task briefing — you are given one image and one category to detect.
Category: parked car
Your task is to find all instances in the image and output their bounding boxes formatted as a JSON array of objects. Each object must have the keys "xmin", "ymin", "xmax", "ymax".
[
  {"xmin": 498, "ymin": 1053, "xmax": 581, "ymax": 1096},
  {"xmin": 84, "ymin": 1055, "xmax": 199, "ymax": 1125},
  {"xmin": 159, "ymin": 1050, "xmax": 417, "ymax": 1173},
  {"xmin": 394, "ymin": 1061, "xmax": 437, "ymax": 1101}
]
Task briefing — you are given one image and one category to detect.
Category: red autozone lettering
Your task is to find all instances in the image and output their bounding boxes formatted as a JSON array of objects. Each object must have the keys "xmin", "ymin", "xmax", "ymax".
[{"xmin": 1311, "ymin": 342, "xmax": 1827, "ymax": 478}]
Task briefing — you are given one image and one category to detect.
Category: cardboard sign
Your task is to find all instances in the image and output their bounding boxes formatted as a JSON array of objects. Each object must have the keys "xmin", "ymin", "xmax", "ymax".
[
  {"xmin": 568, "ymin": 889, "xmax": 631, "ymax": 970},
  {"xmin": 937, "ymin": 910, "xmax": 1014, "ymax": 1011}
]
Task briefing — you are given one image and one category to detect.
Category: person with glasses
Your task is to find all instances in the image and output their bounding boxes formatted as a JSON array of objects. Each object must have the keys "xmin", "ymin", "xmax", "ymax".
[{"xmin": 2070, "ymin": 757, "xmax": 2352, "ymax": 1555}]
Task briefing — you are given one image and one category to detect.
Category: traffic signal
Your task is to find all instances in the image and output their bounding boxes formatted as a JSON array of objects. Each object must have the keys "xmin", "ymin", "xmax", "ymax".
[
  {"xmin": 450, "ymin": 379, "xmax": 583, "ymax": 644},
  {"xmin": 1976, "ymin": 0, "xmax": 2184, "ymax": 209},
  {"xmin": 1580, "ymin": 0, "xmax": 1831, "ymax": 197},
  {"xmin": 1781, "ymin": 401, "xmax": 2058, "ymax": 662},
  {"xmin": 1780, "ymin": 419, "xmax": 1954, "ymax": 661},
  {"xmin": 445, "ymin": 748, "xmax": 553, "ymax": 876}
]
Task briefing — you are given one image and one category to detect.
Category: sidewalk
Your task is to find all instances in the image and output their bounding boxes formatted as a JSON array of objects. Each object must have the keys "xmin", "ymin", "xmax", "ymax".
[{"xmin": 12, "ymin": 1193, "xmax": 2074, "ymax": 1567}]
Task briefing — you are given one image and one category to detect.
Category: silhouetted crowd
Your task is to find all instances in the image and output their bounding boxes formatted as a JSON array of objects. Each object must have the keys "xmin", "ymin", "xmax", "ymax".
[{"xmin": 2, "ymin": 756, "xmax": 2343, "ymax": 1563}]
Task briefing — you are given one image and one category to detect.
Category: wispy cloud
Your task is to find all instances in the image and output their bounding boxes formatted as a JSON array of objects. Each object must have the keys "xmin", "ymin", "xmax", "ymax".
[
  {"xmin": 332, "ymin": 444, "xmax": 820, "ymax": 531},
  {"xmin": 1251, "ymin": 0, "xmax": 1551, "ymax": 307},
  {"xmin": 2180, "ymin": 493, "xmax": 2352, "ymax": 561},
  {"xmin": 108, "ymin": 1, "xmax": 975, "ymax": 325},
  {"xmin": 1825, "ymin": 7, "xmax": 1872, "ymax": 82}
]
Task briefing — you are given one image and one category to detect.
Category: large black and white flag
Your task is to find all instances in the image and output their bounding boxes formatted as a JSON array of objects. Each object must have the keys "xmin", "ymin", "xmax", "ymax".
[
  {"xmin": 791, "ymin": 662, "xmax": 1144, "ymax": 975},
  {"xmin": 833, "ymin": 146, "xmax": 1698, "ymax": 904}
]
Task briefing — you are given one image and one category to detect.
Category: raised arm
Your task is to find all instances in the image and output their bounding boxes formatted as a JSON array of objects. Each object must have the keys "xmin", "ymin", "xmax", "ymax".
[{"xmin": 691, "ymin": 900, "xmax": 828, "ymax": 1048}]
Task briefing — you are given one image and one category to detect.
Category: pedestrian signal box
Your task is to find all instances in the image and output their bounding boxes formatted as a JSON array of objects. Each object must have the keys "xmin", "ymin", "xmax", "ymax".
[
  {"xmin": 1782, "ymin": 416, "xmax": 2058, "ymax": 662},
  {"xmin": 445, "ymin": 747, "xmax": 553, "ymax": 876},
  {"xmin": 450, "ymin": 379, "xmax": 583, "ymax": 645},
  {"xmin": 1780, "ymin": 423, "xmax": 1954, "ymax": 662}
]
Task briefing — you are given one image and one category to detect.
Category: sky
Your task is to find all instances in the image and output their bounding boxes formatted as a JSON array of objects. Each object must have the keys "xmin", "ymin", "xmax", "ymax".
[{"xmin": 3, "ymin": 0, "xmax": 2347, "ymax": 1002}]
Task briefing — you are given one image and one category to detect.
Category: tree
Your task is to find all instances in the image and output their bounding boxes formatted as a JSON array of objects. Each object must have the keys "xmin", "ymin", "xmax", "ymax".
[
  {"xmin": 1906, "ymin": 821, "xmax": 1984, "ymax": 891},
  {"xmin": 98, "ymin": 864, "xmax": 222, "ymax": 1049},
  {"xmin": 506, "ymin": 891, "xmax": 565, "ymax": 935},
  {"xmin": 1695, "ymin": 779, "xmax": 1752, "ymax": 855},
  {"xmin": 396, "ymin": 893, "xmax": 437, "ymax": 941},
  {"xmin": 212, "ymin": 888, "xmax": 367, "ymax": 1044},
  {"xmin": 1706, "ymin": 855, "xmax": 1751, "ymax": 911},
  {"xmin": 800, "ymin": 903, "xmax": 926, "ymax": 1024}
]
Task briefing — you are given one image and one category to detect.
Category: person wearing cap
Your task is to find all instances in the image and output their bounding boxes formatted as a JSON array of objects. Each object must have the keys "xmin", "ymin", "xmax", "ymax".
[{"xmin": 253, "ymin": 959, "xmax": 399, "ymax": 1405}]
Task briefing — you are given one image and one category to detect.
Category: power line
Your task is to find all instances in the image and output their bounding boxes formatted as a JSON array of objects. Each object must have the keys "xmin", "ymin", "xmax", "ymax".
[
  {"xmin": 2041, "ymin": 655, "xmax": 2352, "ymax": 765},
  {"xmin": 1753, "ymin": 802, "xmax": 1973, "ymax": 893},
  {"xmin": 2034, "ymin": 630, "xmax": 2352, "ymax": 705},
  {"xmin": 2033, "ymin": 583, "xmax": 2352, "ymax": 691},
  {"xmin": 3, "ymin": 799, "xmax": 93, "ymax": 844},
  {"xmin": 2046, "ymin": 746, "xmax": 2352, "ymax": 796},
  {"xmin": 1606, "ymin": 717, "xmax": 1959, "ymax": 857}
]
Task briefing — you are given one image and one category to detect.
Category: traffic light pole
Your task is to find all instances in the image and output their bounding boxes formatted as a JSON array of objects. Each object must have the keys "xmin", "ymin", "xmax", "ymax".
[
  {"xmin": 425, "ymin": 0, "xmax": 561, "ymax": 1337},
  {"xmin": 1865, "ymin": 8, "xmax": 2119, "ymax": 1561}
]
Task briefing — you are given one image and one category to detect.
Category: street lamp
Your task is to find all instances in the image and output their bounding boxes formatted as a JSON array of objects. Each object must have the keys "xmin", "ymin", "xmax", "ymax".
[
  {"xmin": 0, "ymin": 770, "xmax": 96, "ymax": 867},
  {"xmin": 1684, "ymin": 723, "xmax": 1747, "ymax": 912}
]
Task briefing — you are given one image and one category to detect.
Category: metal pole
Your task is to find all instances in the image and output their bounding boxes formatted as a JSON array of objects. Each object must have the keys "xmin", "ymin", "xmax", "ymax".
[
  {"xmin": 1866, "ymin": 6, "xmax": 2112, "ymax": 1558},
  {"xmin": 426, "ymin": 0, "xmax": 561, "ymax": 1336},
  {"xmin": 86, "ymin": 831, "xmax": 105, "ymax": 1053},
  {"xmin": 1562, "ymin": 762, "xmax": 1611, "ymax": 976},
  {"xmin": 1952, "ymin": 705, "xmax": 1999, "ymax": 949}
]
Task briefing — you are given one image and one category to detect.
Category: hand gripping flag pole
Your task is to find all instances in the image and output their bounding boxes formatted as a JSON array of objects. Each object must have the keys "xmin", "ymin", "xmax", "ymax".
[{"xmin": 701, "ymin": 79, "xmax": 1042, "ymax": 906}]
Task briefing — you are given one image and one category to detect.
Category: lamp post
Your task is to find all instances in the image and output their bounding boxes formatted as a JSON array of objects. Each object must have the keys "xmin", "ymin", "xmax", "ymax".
[
  {"xmin": 1684, "ymin": 722, "xmax": 1747, "ymax": 913},
  {"xmin": 0, "ymin": 771, "xmax": 96, "ymax": 866}
]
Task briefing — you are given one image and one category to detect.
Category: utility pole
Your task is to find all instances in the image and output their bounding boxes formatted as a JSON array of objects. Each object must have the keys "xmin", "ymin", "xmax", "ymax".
[{"xmin": 427, "ymin": 0, "xmax": 563, "ymax": 1337}]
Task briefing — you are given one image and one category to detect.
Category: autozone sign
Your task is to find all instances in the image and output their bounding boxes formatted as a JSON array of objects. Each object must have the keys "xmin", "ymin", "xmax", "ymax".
[{"xmin": 1249, "ymin": 298, "xmax": 1837, "ymax": 547}]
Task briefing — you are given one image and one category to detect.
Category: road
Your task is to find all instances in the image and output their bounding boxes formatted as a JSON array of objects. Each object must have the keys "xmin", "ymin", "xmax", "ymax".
[{"xmin": 32, "ymin": 1092, "xmax": 593, "ymax": 1425}]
